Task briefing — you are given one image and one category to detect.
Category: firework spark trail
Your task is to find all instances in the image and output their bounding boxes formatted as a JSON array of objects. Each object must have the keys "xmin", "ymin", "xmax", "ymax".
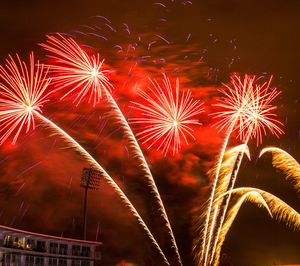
[
  {"xmin": 13, "ymin": 161, "xmax": 43, "ymax": 181},
  {"xmin": 203, "ymin": 204, "xmax": 219, "ymax": 266},
  {"xmin": 104, "ymin": 90, "xmax": 183, "ymax": 266},
  {"xmin": 0, "ymin": 53, "xmax": 170, "ymax": 265},
  {"xmin": 40, "ymin": 34, "xmax": 112, "ymax": 106},
  {"xmin": 201, "ymin": 75, "xmax": 256, "ymax": 262},
  {"xmin": 41, "ymin": 34, "xmax": 179, "ymax": 264},
  {"xmin": 201, "ymin": 84, "xmax": 247, "ymax": 264},
  {"xmin": 213, "ymin": 187, "xmax": 300, "ymax": 266},
  {"xmin": 212, "ymin": 189, "xmax": 272, "ymax": 266},
  {"xmin": 209, "ymin": 143, "xmax": 250, "ymax": 265},
  {"xmin": 259, "ymin": 147, "xmax": 300, "ymax": 191},
  {"xmin": 130, "ymin": 75, "xmax": 204, "ymax": 156},
  {"xmin": 95, "ymin": 221, "xmax": 101, "ymax": 241},
  {"xmin": 200, "ymin": 74, "xmax": 283, "ymax": 265},
  {"xmin": 15, "ymin": 183, "xmax": 26, "ymax": 196},
  {"xmin": 209, "ymin": 134, "xmax": 251, "ymax": 260},
  {"xmin": 199, "ymin": 125, "xmax": 234, "ymax": 264},
  {"xmin": 210, "ymin": 144, "xmax": 250, "ymax": 200},
  {"xmin": 196, "ymin": 143, "xmax": 249, "ymax": 265}
]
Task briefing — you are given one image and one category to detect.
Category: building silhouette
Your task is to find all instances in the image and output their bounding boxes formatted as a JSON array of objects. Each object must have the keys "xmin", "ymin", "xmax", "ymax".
[{"xmin": 0, "ymin": 225, "xmax": 101, "ymax": 265}]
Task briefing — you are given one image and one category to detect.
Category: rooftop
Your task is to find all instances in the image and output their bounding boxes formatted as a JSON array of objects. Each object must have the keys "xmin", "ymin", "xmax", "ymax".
[{"xmin": 0, "ymin": 225, "xmax": 102, "ymax": 246}]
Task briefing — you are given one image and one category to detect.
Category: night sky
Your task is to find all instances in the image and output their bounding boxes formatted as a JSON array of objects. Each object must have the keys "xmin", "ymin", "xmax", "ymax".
[{"xmin": 0, "ymin": 1, "xmax": 299, "ymax": 265}]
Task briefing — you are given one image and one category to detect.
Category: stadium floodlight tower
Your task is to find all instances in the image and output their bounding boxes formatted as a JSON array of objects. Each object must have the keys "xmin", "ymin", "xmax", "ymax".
[{"xmin": 81, "ymin": 167, "xmax": 102, "ymax": 240}]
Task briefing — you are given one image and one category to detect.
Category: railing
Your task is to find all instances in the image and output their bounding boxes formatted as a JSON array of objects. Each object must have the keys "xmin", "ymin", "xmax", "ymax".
[
  {"xmin": 1, "ymin": 241, "xmax": 100, "ymax": 261},
  {"xmin": 2, "ymin": 242, "xmax": 47, "ymax": 253}
]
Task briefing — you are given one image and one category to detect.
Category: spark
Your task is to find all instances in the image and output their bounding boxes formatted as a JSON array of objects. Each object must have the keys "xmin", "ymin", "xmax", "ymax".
[
  {"xmin": 92, "ymin": 15, "xmax": 111, "ymax": 24},
  {"xmin": 86, "ymin": 32, "xmax": 108, "ymax": 41},
  {"xmin": 0, "ymin": 53, "xmax": 51, "ymax": 144},
  {"xmin": 14, "ymin": 161, "xmax": 43, "ymax": 180},
  {"xmin": 40, "ymin": 34, "xmax": 112, "ymax": 106},
  {"xmin": 130, "ymin": 74, "xmax": 204, "ymax": 156},
  {"xmin": 104, "ymin": 23, "xmax": 116, "ymax": 32},
  {"xmin": 80, "ymin": 25, "xmax": 97, "ymax": 31},
  {"xmin": 154, "ymin": 2, "xmax": 167, "ymax": 8},
  {"xmin": 155, "ymin": 34, "xmax": 171, "ymax": 44},
  {"xmin": 15, "ymin": 183, "xmax": 26, "ymax": 196},
  {"xmin": 186, "ymin": 33, "xmax": 192, "ymax": 43},
  {"xmin": 148, "ymin": 41, "xmax": 157, "ymax": 50},
  {"xmin": 213, "ymin": 74, "xmax": 284, "ymax": 145}
]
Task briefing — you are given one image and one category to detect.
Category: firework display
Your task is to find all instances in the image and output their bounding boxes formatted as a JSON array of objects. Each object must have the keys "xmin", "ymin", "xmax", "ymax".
[
  {"xmin": 213, "ymin": 74, "xmax": 283, "ymax": 145},
  {"xmin": 0, "ymin": 53, "xmax": 170, "ymax": 265},
  {"xmin": 0, "ymin": 2, "xmax": 298, "ymax": 266},
  {"xmin": 0, "ymin": 53, "xmax": 51, "ymax": 144},
  {"xmin": 41, "ymin": 35, "xmax": 183, "ymax": 265},
  {"xmin": 197, "ymin": 74, "xmax": 285, "ymax": 265},
  {"xmin": 130, "ymin": 74, "xmax": 204, "ymax": 156},
  {"xmin": 41, "ymin": 34, "xmax": 112, "ymax": 106}
]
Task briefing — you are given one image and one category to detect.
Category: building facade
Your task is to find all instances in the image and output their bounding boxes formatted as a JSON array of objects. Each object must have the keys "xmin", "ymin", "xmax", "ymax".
[{"xmin": 0, "ymin": 225, "xmax": 101, "ymax": 265}]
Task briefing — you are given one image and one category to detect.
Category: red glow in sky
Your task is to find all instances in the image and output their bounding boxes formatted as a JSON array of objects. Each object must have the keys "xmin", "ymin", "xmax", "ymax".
[{"xmin": 0, "ymin": 1, "xmax": 298, "ymax": 265}]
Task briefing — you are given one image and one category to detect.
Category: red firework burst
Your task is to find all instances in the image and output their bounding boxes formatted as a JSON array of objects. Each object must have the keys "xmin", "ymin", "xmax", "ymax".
[
  {"xmin": 0, "ymin": 53, "xmax": 51, "ymax": 144},
  {"xmin": 41, "ymin": 34, "xmax": 112, "ymax": 106},
  {"xmin": 130, "ymin": 75, "xmax": 204, "ymax": 156},
  {"xmin": 213, "ymin": 74, "xmax": 284, "ymax": 144}
]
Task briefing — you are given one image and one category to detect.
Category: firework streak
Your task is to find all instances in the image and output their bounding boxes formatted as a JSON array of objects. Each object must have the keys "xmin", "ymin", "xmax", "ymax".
[
  {"xmin": 105, "ymin": 90, "xmax": 183, "ymax": 265},
  {"xmin": 213, "ymin": 187, "xmax": 300, "ymax": 265},
  {"xmin": 198, "ymin": 74, "xmax": 283, "ymax": 265},
  {"xmin": 259, "ymin": 147, "xmax": 300, "ymax": 191},
  {"xmin": 130, "ymin": 75, "xmax": 204, "ymax": 156}
]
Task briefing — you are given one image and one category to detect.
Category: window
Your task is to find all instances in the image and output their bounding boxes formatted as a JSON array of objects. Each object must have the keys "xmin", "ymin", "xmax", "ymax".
[
  {"xmin": 2, "ymin": 253, "xmax": 11, "ymax": 263},
  {"xmin": 81, "ymin": 260, "xmax": 90, "ymax": 266},
  {"xmin": 59, "ymin": 243, "xmax": 68, "ymax": 255},
  {"xmin": 71, "ymin": 260, "xmax": 80, "ymax": 266},
  {"xmin": 13, "ymin": 237, "xmax": 19, "ymax": 248},
  {"xmin": 49, "ymin": 257, "xmax": 58, "ymax": 266},
  {"xmin": 36, "ymin": 240, "xmax": 46, "ymax": 252},
  {"xmin": 25, "ymin": 255, "xmax": 35, "ymax": 266},
  {"xmin": 13, "ymin": 237, "xmax": 25, "ymax": 249},
  {"xmin": 58, "ymin": 258, "xmax": 67, "ymax": 266},
  {"xmin": 26, "ymin": 238, "xmax": 35, "ymax": 250},
  {"xmin": 35, "ymin": 256, "xmax": 44, "ymax": 266},
  {"xmin": 49, "ymin": 242, "xmax": 58, "ymax": 254},
  {"xmin": 81, "ymin": 246, "xmax": 90, "ymax": 257},
  {"xmin": 3, "ymin": 235, "xmax": 13, "ymax": 247},
  {"xmin": 72, "ymin": 245, "xmax": 81, "ymax": 256}
]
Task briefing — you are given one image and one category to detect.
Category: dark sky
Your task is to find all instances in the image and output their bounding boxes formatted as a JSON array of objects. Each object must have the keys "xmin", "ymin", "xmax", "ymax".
[{"xmin": 0, "ymin": 0, "xmax": 299, "ymax": 266}]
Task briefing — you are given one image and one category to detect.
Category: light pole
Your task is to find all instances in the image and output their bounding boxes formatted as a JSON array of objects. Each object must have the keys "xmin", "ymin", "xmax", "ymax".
[{"xmin": 81, "ymin": 167, "xmax": 101, "ymax": 240}]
